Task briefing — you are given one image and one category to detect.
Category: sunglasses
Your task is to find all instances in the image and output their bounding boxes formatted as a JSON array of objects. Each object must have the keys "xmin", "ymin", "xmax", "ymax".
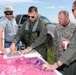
[
  {"xmin": 5, "ymin": 12, "xmax": 13, "ymax": 15},
  {"xmin": 72, "ymin": 8, "xmax": 76, "ymax": 12},
  {"xmin": 28, "ymin": 16, "xmax": 35, "ymax": 18}
]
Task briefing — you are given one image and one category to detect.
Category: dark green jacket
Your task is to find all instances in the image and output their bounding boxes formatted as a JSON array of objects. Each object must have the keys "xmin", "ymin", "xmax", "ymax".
[
  {"xmin": 59, "ymin": 30, "xmax": 76, "ymax": 65},
  {"xmin": 13, "ymin": 16, "xmax": 47, "ymax": 49}
]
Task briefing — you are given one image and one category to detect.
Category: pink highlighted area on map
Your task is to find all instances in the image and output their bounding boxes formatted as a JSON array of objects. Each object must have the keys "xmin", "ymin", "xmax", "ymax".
[{"xmin": 0, "ymin": 54, "xmax": 57, "ymax": 75}]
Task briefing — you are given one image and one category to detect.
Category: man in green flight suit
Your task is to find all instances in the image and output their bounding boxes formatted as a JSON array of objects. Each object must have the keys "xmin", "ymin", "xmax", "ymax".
[
  {"xmin": 42, "ymin": 1, "xmax": 76, "ymax": 75},
  {"xmin": 10, "ymin": 6, "xmax": 47, "ymax": 61}
]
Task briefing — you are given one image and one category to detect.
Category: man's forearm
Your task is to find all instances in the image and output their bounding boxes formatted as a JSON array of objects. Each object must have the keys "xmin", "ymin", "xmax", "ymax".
[{"xmin": 12, "ymin": 35, "xmax": 20, "ymax": 44}]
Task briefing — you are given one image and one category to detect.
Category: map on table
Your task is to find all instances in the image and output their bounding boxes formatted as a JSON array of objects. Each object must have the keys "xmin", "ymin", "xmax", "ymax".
[
  {"xmin": 7, "ymin": 51, "xmax": 21, "ymax": 58},
  {"xmin": 0, "ymin": 54, "xmax": 57, "ymax": 75}
]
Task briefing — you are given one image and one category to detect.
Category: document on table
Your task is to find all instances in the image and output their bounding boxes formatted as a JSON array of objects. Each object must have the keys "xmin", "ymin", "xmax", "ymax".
[
  {"xmin": 7, "ymin": 51, "xmax": 21, "ymax": 57},
  {"xmin": 4, "ymin": 48, "xmax": 63, "ymax": 75},
  {"xmin": 5, "ymin": 48, "xmax": 22, "ymax": 58}
]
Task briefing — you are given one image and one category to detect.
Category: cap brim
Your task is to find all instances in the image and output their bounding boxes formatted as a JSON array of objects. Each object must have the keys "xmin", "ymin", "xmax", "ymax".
[{"xmin": 4, "ymin": 11, "xmax": 13, "ymax": 13}]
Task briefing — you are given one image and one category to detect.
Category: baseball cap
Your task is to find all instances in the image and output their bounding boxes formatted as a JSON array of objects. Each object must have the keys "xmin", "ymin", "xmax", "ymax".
[{"xmin": 4, "ymin": 5, "xmax": 13, "ymax": 12}]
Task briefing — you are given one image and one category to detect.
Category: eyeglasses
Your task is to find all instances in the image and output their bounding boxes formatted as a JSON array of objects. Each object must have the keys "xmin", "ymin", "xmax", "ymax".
[
  {"xmin": 72, "ymin": 8, "xmax": 76, "ymax": 12},
  {"xmin": 5, "ymin": 12, "xmax": 13, "ymax": 15},
  {"xmin": 28, "ymin": 16, "xmax": 35, "ymax": 18}
]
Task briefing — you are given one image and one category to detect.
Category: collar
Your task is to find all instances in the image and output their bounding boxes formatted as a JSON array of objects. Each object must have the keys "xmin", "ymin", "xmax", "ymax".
[{"xmin": 63, "ymin": 20, "xmax": 70, "ymax": 27}]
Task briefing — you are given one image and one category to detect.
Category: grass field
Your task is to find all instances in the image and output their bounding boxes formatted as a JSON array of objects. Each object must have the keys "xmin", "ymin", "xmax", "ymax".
[{"xmin": 47, "ymin": 46, "xmax": 56, "ymax": 64}]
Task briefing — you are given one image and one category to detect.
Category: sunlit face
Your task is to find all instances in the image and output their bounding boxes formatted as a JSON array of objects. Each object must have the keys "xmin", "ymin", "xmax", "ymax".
[
  {"xmin": 4, "ymin": 11, "xmax": 13, "ymax": 20},
  {"xmin": 28, "ymin": 11, "xmax": 38, "ymax": 22},
  {"xmin": 58, "ymin": 13, "xmax": 68, "ymax": 25},
  {"xmin": 72, "ymin": 4, "xmax": 76, "ymax": 19}
]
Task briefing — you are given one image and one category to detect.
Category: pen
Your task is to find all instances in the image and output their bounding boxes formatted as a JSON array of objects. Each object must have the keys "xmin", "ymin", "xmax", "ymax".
[
  {"xmin": 0, "ymin": 53, "xmax": 4, "ymax": 55},
  {"xmin": 43, "ymin": 67, "xmax": 47, "ymax": 71},
  {"xmin": 34, "ymin": 60, "xmax": 39, "ymax": 65}
]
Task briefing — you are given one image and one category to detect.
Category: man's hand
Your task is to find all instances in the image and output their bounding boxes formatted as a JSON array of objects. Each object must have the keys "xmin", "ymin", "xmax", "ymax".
[
  {"xmin": 2, "ymin": 48, "xmax": 7, "ymax": 55},
  {"xmin": 10, "ymin": 43, "xmax": 15, "ymax": 55},
  {"xmin": 0, "ymin": 46, "xmax": 7, "ymax": 55},
  {"xmin": 42, "ymin": 60, "xmax": 63, "ymax": 71},
  {"xmin": 21, "ymin": 47, "xmax": 32, "ymax": 54},
  {"xmin": 42, "ymin": 63, "xmax": 58, "ymax": 71}
]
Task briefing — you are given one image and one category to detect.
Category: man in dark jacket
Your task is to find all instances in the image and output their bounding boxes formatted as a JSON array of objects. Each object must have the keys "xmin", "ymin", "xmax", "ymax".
[{"xmin": 10, "ymin": 6, "xmax": 47, "ymax": 60}]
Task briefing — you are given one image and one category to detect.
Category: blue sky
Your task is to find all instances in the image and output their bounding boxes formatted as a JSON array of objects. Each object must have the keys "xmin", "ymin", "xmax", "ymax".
[{"xmin": 0, "ymin": 0, "xmax": 76, "ymax": 23}]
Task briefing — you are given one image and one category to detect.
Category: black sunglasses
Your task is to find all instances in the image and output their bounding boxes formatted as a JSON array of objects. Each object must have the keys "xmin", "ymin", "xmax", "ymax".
[
  {"xmin": 5, "ymin": 12, "xmax": 13, "ymax": 15},
  {"xmin": 72, "ymin": 8, "xmax": 76, "ymax": 12},
  {"xmin": 28, "ymin": 16, "xmax": 35, "ymax": 18}
]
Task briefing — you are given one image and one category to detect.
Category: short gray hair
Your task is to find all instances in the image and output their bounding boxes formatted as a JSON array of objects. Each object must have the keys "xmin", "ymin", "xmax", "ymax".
[{"xmin": 58, "ymin": 10, "xmax": 69, "ymax": 17}]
